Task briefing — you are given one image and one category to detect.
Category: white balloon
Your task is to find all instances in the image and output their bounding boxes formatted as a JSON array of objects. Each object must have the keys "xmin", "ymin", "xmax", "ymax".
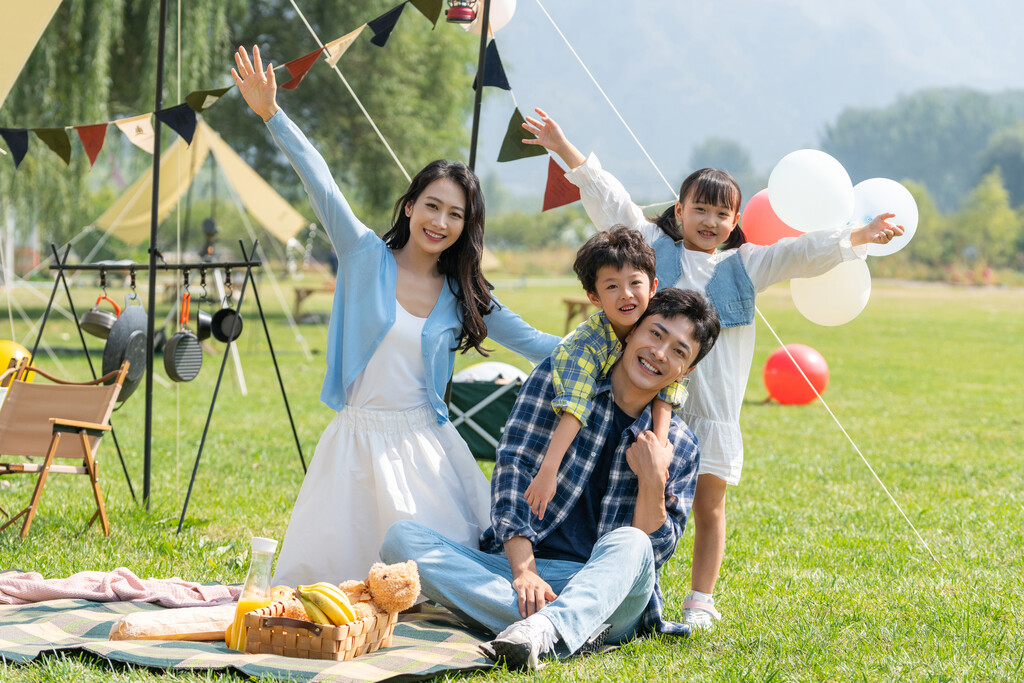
[
  {"xmin": 461, "ymin": 0, "xmax": 516, "ymax": 35},
  {"xmin": 790, "ymin": 259, "xmax": 872, "ymax": 326},
  {"xmin": 851, "ymin": 178, "xmax": 920, "ymax": 257},
  {"xmin": 767, "ymin": 149, "xmax": 855, "ymax": 233}
]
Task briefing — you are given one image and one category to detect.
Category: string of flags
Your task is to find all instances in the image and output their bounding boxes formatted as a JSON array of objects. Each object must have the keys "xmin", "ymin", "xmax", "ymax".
[{"xmin": 0, "ymin": 0, "xmax": 580, "ymax": 212}]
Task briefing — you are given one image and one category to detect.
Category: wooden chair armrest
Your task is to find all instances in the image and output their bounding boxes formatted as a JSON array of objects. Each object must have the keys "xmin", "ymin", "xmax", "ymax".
[
  {"xmin": 25, "ymin": 364, "xmax": 125, "ymax": 386},
  {"xmin": 50, "ymin": 418, "xmax": 112, "ymax": 431}
]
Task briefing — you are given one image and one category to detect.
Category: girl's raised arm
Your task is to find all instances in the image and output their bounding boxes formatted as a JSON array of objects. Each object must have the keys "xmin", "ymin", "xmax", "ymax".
[{"xmin": 234, "ymin": 46, "xmax": 376, "ymax": 258}]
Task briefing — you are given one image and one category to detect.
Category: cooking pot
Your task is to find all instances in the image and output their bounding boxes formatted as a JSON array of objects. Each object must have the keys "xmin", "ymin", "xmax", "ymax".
[
  {"xmin": 102, "ymin": 293, "xmax": 148, "ymax": 401},
  {"xmin": 164, "ymin": 292, "xmax": 202, "ymax": 382},
  {"xmin": 79, "ymin": 295, "xmax": 121, "ymax": 339},
  {"xmin": 195, "ymin": 300, "xmax": 213, "ymax": 342},
  {"xmin": 211, "ymin": 302, "xmax": 243, "ymax": 343}
]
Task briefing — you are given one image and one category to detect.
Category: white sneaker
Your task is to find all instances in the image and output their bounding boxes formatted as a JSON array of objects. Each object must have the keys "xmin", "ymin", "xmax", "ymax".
[
  {"xmin": 480, "ymin": 615, "xmax": 558, "ymax": 670},
  {"xmin": 682, "ymin": 596, "xmax": 721, "ymax": 632}
]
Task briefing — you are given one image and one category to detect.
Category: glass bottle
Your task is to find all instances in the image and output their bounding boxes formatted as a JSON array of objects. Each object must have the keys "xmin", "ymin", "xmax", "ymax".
[{"xmin": 228, "ymin": 536, "xmax": 278, "ymax": 652}]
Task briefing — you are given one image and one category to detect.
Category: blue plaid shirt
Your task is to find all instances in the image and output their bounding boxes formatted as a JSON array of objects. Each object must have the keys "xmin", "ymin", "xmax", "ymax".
[{"xmin": 480, "ymin": 357, "xmax": 700, "ymax": 636}]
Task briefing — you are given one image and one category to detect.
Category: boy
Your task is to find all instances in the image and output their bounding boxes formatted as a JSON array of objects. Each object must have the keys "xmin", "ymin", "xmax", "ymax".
[{"xmin": 525, "ymin": 226, "xmax": 687, "ymax": 520}]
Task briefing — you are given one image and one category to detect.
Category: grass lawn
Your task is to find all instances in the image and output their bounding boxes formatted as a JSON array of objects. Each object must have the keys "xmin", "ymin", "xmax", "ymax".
[{"xmin": 1, "ymin": 275, "xmax": 1021, "ymax": 681}]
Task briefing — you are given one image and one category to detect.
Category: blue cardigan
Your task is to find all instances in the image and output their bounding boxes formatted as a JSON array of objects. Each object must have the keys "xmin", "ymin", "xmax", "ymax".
[{"xmin": 266, "ymin": 110, "xmax": 559, "ymax": 424}]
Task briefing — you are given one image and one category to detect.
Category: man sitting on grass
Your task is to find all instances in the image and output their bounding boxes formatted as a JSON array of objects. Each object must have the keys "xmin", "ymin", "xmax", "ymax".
[{"xmin": 381, "ymin": 287, "xmax": 720, "ymax": 669}]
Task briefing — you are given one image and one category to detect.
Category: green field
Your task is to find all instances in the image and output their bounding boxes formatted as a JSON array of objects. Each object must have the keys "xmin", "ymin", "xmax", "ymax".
[{"xmin": 1, "ymin": 276, "xmax": 1021, "ymax": 681}]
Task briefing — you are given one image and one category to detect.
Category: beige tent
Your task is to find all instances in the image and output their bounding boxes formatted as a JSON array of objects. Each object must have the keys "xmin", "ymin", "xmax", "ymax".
[
  {"xmin": 92, "ymin": 120, "xmax": 309, "ymax": 245},
  {"xmin": 0, "ymin": 1, "xmax": 63, "ymax": 109}
]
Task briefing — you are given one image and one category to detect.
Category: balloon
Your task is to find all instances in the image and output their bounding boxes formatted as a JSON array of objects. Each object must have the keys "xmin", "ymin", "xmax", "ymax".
[
  {"xmin": 461, "ymin": 0, "xmax": 516, "ymax": 35},
  {"xmin": 763, "ymin": 344, "xmax": 829, "ymax": 405},
  {"xmin": 851, "ymin": 178, "xmax": 920, "ymax": 257},
  {"xmin": 0, "ymin": 339, "xmax": 33, "ymax": 382},
  {"xmin": 767, "ymin": 149, "xmax": 854, "ymax": 233},
  {"xmin": 741, "ymin": 189, "xmax": 802, "ymax": 246},
  {"xmin": 790, "ymin": 259, "xmax": 871, "ymax": 326}
]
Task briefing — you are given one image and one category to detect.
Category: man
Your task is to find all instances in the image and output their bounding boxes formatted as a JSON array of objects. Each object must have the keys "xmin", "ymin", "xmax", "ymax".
[{"xmin": 381, "ymin": 288, "xmax": 720, "ymax": 669}]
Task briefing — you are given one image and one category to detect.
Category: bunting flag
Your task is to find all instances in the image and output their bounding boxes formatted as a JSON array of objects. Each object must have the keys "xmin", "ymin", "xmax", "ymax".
[
  {"xmin": 542, "ymin": 156, "xmax": 581, "ymax": 211},
  {"xmin": 281, "ymin": 47, "xmax": 324, "ymax": 90},
  {"xmin": 410, "ymin": 0, "xmax": 443, "ymax": 27},
  {"xmin": 497, "ymin": 108, "xmax": 547, "ymax": 162},
  {"xmin": 472, "ymin": 40, "xmax": 510, "ymax": 91},
  {"xmin": 155, "ymin": 103, "xmax": 197, "ymax": 145},
  {"xmin": 0, "ymin": 128, "xmax": 29, "ymax": 167},
  {"xmin": 114, "ymin": 113, "xmax": 156, "ymax": 154},
  {"xmin": 368, "ymin": 3, "xmax": 406, "ymax": 47},
  {"xmin": 74, "ymin": 123, "xmax": 108, "ymax": 167},
  {"xmin": 185, "ymin": 86, "xmax": 231, "ymax": 113},
  {"xmin": 33, "ymin": 127, "xmax": 72, "ymax": 165},
  {"xmin": 324, "ymin": 26, "xmax": 366, "ymax": 67}
]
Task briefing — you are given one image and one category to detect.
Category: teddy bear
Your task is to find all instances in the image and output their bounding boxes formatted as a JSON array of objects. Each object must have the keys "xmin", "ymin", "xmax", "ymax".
[{"xmin": 338, "ymin": 560, "xmax": 421, "ymax": 621}]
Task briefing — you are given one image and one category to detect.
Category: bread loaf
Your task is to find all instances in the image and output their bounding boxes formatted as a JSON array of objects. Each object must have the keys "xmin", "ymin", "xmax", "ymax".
[{"xmin": 109, "ymin": 604, "xmax": 235, "ymax": 641}]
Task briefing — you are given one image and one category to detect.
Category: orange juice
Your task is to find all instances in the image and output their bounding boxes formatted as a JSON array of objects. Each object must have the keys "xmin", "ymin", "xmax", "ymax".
[{"xmin": 228, "ymin": 595, "xmax": 273, "ymax": 651}]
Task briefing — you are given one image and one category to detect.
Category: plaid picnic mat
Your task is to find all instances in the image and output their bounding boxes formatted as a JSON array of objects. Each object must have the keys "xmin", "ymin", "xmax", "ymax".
[{"xmin": 0, "ymin": 598, "xmax": 494, "ymax": 682}]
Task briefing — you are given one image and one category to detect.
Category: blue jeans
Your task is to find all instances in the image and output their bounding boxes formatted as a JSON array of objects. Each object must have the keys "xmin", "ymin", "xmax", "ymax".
[{"xmin": 380, "ymin": 521, "xmax": 656, "ymax": 655}]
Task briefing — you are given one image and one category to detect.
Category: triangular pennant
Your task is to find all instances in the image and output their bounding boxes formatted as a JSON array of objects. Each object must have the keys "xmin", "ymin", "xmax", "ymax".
[
  {"xmin": 542, "ymin": 156, "xmax": 581, "ymax": 211},
  {"xmin": 74, "ymin": 123, "xmax": 108, "ymax": 167},
  {"xmin": 472, "ymin": 40, "xmax": 510, "ymax": 92},
  {"xmin": 410, "ymin": 0, "xmax": 443, "ymax": 27},
  {"xmin": 324, "ymin": 26, "xmax": 365, "ymax": 67},
  {"xmin": 155, "ymin": 103, "xmax": 197, "ymax": 145},
  {"xmin": 368, "ymin": 3, "xmax": 406, "ymax": 47},
  {"xmin": 0, "ymin": 128, "xmax": 29, "ymax": 168},
  {"xmin": 114, "ymin": 113, "xmax": 156, "ymax": 154},
  {"xmin": 281, "ymin": 47, "xmax": 324, "ymax": 90},
  {"xmin": 497, "ymin": 108, "xmax": 547, "ymax": 162},
  {"xmin": 33, "ymin": 127, "xmax": 72, "ymax": 165},
  {"xmin": 185, "ymin": 87, "xmax": 231, "ymax": 113}
]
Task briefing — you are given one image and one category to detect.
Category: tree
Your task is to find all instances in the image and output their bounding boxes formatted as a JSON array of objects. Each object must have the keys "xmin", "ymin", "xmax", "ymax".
[
  {"xmin": 949, "ymin": 169, "xmax": 1021, "ymax": 268},
  {"xmin": 206, "ymin": 0, "xmax": 478, "ymax": 231},
  {"xmin": 821, "ymin": 88, "xmax": 1024, "ymax": 212},
  {"xmin": 978, "ymin": 123, "xmax": 1024, "ymax": 208},
  {"xmin": 689, "ymin": 137, "xmax": 765, "ymax": 201},
  {"xmin": 0, "ymin": 0, "xmax": 243, "ymax": 255}
]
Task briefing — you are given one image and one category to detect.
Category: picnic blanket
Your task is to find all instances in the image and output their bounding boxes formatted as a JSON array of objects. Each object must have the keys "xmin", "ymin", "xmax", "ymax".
[
  {"xmin": 0, "ymin": 598, "xmax": 493, "ymax": 682},
  {"xmin": 0, "ymin": 567, "xmax": 239, "ymax": 608}
]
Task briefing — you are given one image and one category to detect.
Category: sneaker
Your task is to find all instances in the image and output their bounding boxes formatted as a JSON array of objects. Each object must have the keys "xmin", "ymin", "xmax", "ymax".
[
  {"xmin": 682, "ymin": 596, "xmax": 721, "ymax": 632},
  {"xmin": 479, "ymin": 615, "xmax": 558, "ymax": 671}
]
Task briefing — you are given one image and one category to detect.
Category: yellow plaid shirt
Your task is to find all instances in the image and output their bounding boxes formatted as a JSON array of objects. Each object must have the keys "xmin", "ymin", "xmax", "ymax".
[{"xmin": 551, "ymin": 311, "xmax": 688, "ymax": 427}]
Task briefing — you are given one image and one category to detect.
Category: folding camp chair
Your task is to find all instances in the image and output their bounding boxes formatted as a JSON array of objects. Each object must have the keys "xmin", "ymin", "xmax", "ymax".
[
  {"xmin": 0, "ymin": 358, "xmax": 128, "ymax": 538},
  {"xmin": 449, "ymin": 379, "xmax": 523, "ymax": 460}
]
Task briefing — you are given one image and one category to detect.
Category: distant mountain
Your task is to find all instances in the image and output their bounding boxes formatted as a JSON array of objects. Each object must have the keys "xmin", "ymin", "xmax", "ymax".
[{"xmin": 472, "ymin": 0, "xmax": 1024, "ymax": 205}]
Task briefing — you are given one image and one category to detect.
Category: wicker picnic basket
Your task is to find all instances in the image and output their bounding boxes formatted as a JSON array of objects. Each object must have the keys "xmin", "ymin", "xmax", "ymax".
[{"xmin": 244, "ymin": 601, "xmax": 399, "ymax": 661}]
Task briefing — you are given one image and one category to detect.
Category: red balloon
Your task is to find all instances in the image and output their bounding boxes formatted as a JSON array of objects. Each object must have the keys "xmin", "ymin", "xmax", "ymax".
[
  {"xmin": 741, "ymin": 189, "xmax": 801, "ymax": 246},
  {"xmin": 763, "ymin": 344, "xmax": 829, "ymax": 405}
]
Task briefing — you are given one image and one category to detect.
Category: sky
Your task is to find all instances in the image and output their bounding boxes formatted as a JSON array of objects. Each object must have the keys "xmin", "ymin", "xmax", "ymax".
[{"xmin": 465, "ymin": 0, "xmax": 1024, "ymax": 206}]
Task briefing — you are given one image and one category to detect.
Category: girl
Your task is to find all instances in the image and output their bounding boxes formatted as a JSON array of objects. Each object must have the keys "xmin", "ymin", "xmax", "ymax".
[
  {"xmin": 523, "ymin": 108, "xmax": 902, "ymax": 631},
  {"xmin": 232, "ymin": 47, "xmax": 560, "ymax": 586}
]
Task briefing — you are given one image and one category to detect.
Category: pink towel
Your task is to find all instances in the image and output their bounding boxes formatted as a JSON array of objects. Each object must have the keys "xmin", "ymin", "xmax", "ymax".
[{"xmin": 0, "ymin": 567, "xmax": 240, "ymax": 608}]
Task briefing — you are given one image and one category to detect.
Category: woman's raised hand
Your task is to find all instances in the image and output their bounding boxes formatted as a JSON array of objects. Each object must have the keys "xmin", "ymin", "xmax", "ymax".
[
  {"xmin": 852, "ymin": 212, "xmax": 906, "ymax": 247},
  {"xmin": 231, "ymin": 45, "xmax": 280, "ymax": 122},
  {"xmin": 521, "ymin": 108, "xmax": 587, "ymax": 169}
]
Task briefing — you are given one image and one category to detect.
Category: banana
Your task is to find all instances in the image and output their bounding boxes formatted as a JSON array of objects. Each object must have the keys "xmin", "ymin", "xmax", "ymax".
[
  {"xmin": 309, "ymin": 584, "xmax": 357, "ymax": 624},
  {"xmin": 295, "ymin": 590, "xmax": 330, "ymax": 625},
  {"xmin": 297, "ymin": 586, "xmax": 348, "ymax": 626}
]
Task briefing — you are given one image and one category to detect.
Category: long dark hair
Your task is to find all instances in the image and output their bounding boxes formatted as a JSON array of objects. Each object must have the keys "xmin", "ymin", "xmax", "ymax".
[
  {"xmin": 647, "ymin": 168, "xmax": 746, "ymax": 251},
  {"xmin": 381, "ymin": 160, "xmax": 496, "ymax": 355}
]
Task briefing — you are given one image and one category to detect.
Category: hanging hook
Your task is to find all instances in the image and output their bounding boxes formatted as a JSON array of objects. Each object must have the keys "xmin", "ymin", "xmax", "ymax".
[
  {"xmin": 129, "ymin": 267, "xmax": 137, "ymax": 292},
  {"xmin": 99, "ymin": 268, "xmax": 108, "ymax": 295},
  {"xmin": 199, "ymin": 268, "xmax": 208, "ymax": 301}
]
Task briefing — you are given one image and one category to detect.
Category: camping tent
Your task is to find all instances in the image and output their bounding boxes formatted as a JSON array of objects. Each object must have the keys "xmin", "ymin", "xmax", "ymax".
[
  {"xmin": 92, "ymin": 120, "xmax": 308, "ymax": 246},
  {"xmin": 0, "ymin": 2, "xmax": 62, "ymax": 109}
]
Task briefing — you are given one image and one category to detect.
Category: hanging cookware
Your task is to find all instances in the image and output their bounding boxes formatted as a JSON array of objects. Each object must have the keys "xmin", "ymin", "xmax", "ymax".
[
  {"xmin": 164, "ymin": 292, "xmax": 203, "ymax": 382},
  {"xmin": 79, "ymin": 294, "xmax": 121, "ymax": 339},
  {"xmin": 211, "ymin": 305, "xmax": 243, "ymax": 343},
  {"xmin": 195, "ymin": 300, "xmax": 213, "ymax": 342},
  {"xmin": 102, "ymin": 292, "xmax": 148, "ymax": 401}
]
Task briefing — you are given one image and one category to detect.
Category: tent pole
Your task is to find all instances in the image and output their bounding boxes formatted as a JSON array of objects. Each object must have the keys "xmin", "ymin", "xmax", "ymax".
[
  {"xmin": 144, "ymin": 0, "xmax": 170, "ymax": 510},
  {"xmin": 467, "ymin": 0, "xmax": 492, "ymax": 171}
]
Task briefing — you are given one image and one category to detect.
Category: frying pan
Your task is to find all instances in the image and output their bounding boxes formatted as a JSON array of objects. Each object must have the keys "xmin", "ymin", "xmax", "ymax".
[
  {"xmin": 102, "ymin": 293, "xmax": 148, "ymax": 401},
  {"xmin": 164, "ymin": 292, "xmax": 202, "ymax": 382}
]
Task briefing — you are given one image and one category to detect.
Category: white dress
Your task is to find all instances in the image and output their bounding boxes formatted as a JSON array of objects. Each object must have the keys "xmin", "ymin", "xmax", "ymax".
[{"xmin": 272, "ymin": 302, "xmax": 492, "ymax": 586}]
